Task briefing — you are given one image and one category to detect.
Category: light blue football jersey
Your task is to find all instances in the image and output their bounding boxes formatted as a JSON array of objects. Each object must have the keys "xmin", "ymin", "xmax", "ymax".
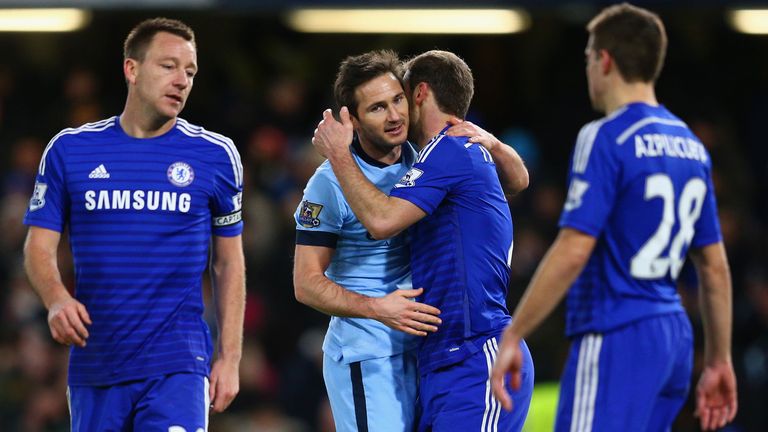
[
  {"xmin": 295, "ymin": 139, "xmax": 420, "ymax": 363},
  {"xmin": 24, "ymin": 116, "xmax": 243, "ymax": 385},
  {"xmin": 389, "ymin": 127, "xmax": 514, "ymax": 374},
  {"xmin": 559, "ymin": 102, "xmax": 721, "ymax": 336}
]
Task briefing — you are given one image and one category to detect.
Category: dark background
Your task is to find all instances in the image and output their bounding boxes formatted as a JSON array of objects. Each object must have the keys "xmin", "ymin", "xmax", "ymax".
[{"xmin": 0, "ymin": 2, "xmax": 765, "ymax": 431}]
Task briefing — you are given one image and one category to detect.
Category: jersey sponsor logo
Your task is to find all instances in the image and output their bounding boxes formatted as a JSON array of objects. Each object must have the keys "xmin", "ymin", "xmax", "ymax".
[
  {"xmin": 167, "ymin": 161, "xmax": 195, "ymax": 187},
  {"xmin": 298, "ymin": 200, "xmax": 323, "ymax": 228},
  {"xmin": 213, "ymin": 210, "xmax": 242, "ymax": 227},
  {"xmin": 88, "ymin": 164, "xmax": 110, "ymax": 179},
  {"xmin": 564, "ymin": 178, "xmax": 590, "ymax": 211},
  {"xmin": 84, "ymin": 190, "xmax": 191, "ymax": 213},
  {"xmin": 394, "ymin": 167, "xmax": 423, "ymax": 188},
  {"xmin": 29, "ymin": 182, "xmax": 48, "ymax": 211}
]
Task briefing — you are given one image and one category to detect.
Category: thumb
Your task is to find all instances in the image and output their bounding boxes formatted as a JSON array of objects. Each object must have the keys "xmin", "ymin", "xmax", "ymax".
[
  {"xmin": 340, "ymin": 106, "xmax": 353, "ymax": 128},
  {"xmin": 78, "ymin": 303, "xmax": 92, "ymax": 325},
  {"xmin": 447, "ymin": 116, "xmax": 462, "ymax": 126},
  {"xmin": 209, "ymin": 374, "xmax": 217, "ymax": 404},
  {"xmin": 399, "ymin": 287, "xmax": 424, "ymax": 298}
]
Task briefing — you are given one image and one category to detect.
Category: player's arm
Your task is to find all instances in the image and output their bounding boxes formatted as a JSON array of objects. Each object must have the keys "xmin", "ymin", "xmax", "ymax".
[
  {"xmin": 208, "ymin": 234, "xmax": 246, "ymax": 413},
  {"xmin": 23, "ymin": 226, "xmax": 91, "ymax": 347},
  {"xmin": 293, "ymin": 244, "xmax": 441, "ymax": 336},
  {"xmin": 445, "ymin": 118, "xmax": 529, "ymax": 196},
  {"xmin": 313, "ymin": 107, "xmax": 427, "ymax": 239},
  {"xmin": 491, "ymin": 227, "xmax": 596, "ymax": 411},
  {"xmin": 689, "ymin": 242, "xmax": 738, "ymax": 430}
]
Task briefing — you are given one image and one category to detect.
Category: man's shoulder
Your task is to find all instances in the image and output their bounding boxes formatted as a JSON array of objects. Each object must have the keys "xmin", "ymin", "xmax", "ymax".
[
  {"xmin": 50, "ymin": 117, "xmax": 118, "ymax": 145},
  {"xmin": 415, "ymin": 133, "xmax": 468, "ymax": 164},
  {"xmin": 174, "ymin": 118, "xmax": 235, "ymax": 146}
]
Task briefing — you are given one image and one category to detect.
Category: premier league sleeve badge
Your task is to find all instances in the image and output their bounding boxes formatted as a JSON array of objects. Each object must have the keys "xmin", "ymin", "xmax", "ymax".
[{"xmin": 298, "ymin": 200, "xmax": 323, "ymax": 228}]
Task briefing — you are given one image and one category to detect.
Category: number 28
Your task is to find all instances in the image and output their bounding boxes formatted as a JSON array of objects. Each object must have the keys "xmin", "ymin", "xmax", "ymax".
[{"xmin": 630, "ymin": 174, "xmax": 707, "ymax": 279}]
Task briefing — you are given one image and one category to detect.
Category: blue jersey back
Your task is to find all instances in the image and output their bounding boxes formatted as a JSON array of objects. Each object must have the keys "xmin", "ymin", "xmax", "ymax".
[
  {"xmin": 295, "ymin": 140, "xmax": 420, "ymax": 363},
  {"xmin": 560, "ymin": 103, "xmax": 721, "ymax": 336},
  {"xmin": 390, "ymin": 129, "xmax": 513, "ymax": 373},
  {"xmin": 24, "ymin": 117, "xmax": 244, "ymax": 385}
]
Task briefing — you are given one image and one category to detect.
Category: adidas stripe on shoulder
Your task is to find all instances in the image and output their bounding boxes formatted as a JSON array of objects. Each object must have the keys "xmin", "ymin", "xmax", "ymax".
[{"xmin": 39, "ymin": 117, "xmax": 117, "ymax": 175}]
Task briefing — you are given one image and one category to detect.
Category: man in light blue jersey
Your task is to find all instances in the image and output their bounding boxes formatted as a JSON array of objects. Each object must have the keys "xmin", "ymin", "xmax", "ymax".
[
  {"xmin": 294, "ymin": 50, "xmax": 438, "ymax": 432},
  {"xmin": 312, "ymin": 50, "xmax": 533, "ymax": 432},
  {"xmin": 23, "ymin": 18, "xmax": 245, "ymax": 431},
  {"xmin": 491, "ymin": 4, "xmax": 738, "ymax": 431}
]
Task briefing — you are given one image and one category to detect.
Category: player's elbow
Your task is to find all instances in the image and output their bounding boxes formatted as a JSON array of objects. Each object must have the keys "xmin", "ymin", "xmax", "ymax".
[
  {"xmin": 509, "ymin": 173, "xmax": 530, "ymax": 195},
  {"xmin": 366, "ymin": 220, "xmax": 401, "ymax": 240},
  {"xmin": 504, "ymin": 168, "xmax": 530, "ymax": 196}
]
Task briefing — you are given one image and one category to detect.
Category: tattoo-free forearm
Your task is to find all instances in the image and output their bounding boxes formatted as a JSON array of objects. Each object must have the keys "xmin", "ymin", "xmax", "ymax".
[
  {"xmin": 691, "ymin": 243, "xmax": 733, "ymax": 364},
  {"xmin": 212, "ymin": 242, "xmax": 246, "ymax": 362}
]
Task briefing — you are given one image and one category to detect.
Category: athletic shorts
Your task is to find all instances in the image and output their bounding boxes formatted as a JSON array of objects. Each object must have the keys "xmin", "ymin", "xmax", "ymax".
[
  {"xmin": 323, "ymin": 350, "xmax": 418, "ymax": 432},
  {"xmin": 68, "ymin": 372, "xmax": 210, "ymax": 432},
  {"xmin": 556, "ymin": 312, "xmax": 693, "ymax": 432},
  {"xmin": 418, "ymin": 336, "xmax": 534, "ymax": 432}
]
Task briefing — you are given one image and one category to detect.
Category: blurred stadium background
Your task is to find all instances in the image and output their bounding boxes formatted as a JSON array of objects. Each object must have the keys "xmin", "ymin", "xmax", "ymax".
[{"xmin": 0, "ymin": 1, "xmax": 765, "ymax": 431}]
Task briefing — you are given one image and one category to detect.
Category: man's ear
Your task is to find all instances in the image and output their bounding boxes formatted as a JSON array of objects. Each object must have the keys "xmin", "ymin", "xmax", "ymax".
[
  {"xmin": 124, "ymin": 58, "xmax": 138, "ymax": 85},
  {"xmin": 599, "ymin": 49, "xmax": 613, "ymax": 75},
  {"xmin": 413, "ymin": 82, "xmax": 429, "ymax": 106}
]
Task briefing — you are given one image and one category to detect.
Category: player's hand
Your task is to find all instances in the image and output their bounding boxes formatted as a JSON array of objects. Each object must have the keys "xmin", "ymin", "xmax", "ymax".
[
  {"xmin": 209, "ymin": 356, "xmax": 240, "ymax": 414},
  {"xmin": 312, "ymin": 107, "xmax": 354, "ymax": 161},
  {"xmin": 373, "ymin": 288, "xmax": 441, "ymax": 336},
  {"xmin": 47, "ymin": 295, "xmax": 91, "ymax": 347},
  {"xmin": 445, "ymin": 116, "xmax": 501, "ymax": 152},
  {"xmin": 491, "ymin": 331, "xmax": 523, "ymax": 412},
  {"xmin": 694, "ymin": 360, "xmax": 738, "ymax": 430}
]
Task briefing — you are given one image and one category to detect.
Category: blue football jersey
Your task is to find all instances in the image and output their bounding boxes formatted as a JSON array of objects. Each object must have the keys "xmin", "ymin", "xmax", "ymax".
[
  {"xmin": 24, "ymin": 116, "xmax": 244, "ymax": 385},
  {"xmin": 390, "ymin": 128, "xmax": 514, "ymax": 373},
  {"xmin": 295, "ymin": 139, "xmax": 420, "ymax": 363},
  {"xmin": 560, "ymin": 103, "xmax": 721, "ymax": 336}
]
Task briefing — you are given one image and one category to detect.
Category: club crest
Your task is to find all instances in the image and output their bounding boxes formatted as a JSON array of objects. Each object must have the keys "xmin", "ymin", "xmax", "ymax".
[
  {"xmin": 167, "ymin": 162, "xmax": 194, "ymax": 187},
  {"xmin": 298, "ymin": 200, "xmax": 323, "ymax": 228}
]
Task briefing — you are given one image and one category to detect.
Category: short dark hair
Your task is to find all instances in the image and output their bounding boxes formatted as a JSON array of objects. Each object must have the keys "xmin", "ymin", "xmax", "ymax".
[
  {"xmin": 404, "ymin": 50, "xmax": 473, "ymax": 119},
  {"xmin": 123, "ymin": 18, "xmax": 196, "ymax": 62},
  {"xmin": 587, "ymin": 3, "xmax": 667, "ymax": 83},
  {"xmin": 333, "ymin": 50, "xmax": 403, "ymax": 118}
]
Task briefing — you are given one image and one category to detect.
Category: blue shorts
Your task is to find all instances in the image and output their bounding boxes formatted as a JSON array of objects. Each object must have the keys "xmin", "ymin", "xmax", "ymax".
[
  {"xmin": 323, "ymin": 350, "xmax": 418, "ymax": 432},
  {"xmin": 68, "ymin": 372, "xmax": 210, "ymax": 432},
  {"xmin": 555, "ymin": 313, "xmax": 693, "ymax": 432},
  {"xmin": 418, "ymin": 336, "xmax": 534, "ymax": 432}
]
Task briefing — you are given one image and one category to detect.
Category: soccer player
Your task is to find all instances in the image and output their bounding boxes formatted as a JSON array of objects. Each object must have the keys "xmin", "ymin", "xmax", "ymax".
[
  {"xmin": 312, "ymin": 50, "xmax": 533, "ymax": 432},
  {"xmin": 294, "ymin": 49, "xmax": 437, "ymax": 432},
  {"xmin": 23, "ymin": 18, "xmax": 245, "ymax": 431},
  {"xmin": 490, "ymin": 4, "xmax": 738, "ymax": 431}
]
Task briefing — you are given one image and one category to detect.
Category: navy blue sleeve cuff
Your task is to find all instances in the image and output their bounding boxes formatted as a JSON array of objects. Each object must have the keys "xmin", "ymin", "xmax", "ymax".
[{"xmin": 296, "ymin": 230, "xmax": 338, "ymax": 248}]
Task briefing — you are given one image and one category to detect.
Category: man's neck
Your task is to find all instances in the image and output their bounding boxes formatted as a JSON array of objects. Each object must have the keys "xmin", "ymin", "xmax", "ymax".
[
  {"xmin": 602, "ymin": 81, "xmax": 658, "ymax": 115},
  {"xmin": 120, "ymin": 102, "xmax": 175, "ymax": 139},
  {"xmin": 357, "ymin": 137, "xmax": 402, "ymax": 166},
  {"xmin": 417, "ymin": 110, "xmax": 454, "ymax": 148}
]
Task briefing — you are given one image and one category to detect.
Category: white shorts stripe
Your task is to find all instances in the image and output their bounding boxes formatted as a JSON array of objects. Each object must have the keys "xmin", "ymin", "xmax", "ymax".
[
  {"xmin": 570, "ymin": 334, "xmax": 603, "ymax": 432},
  {"xmin": 482, "ymin": 337, "xmax": 502, "ymax": 432},
  {"xmin": 204, "ymin": 376, "xmax": 210, "ymax": 431}
]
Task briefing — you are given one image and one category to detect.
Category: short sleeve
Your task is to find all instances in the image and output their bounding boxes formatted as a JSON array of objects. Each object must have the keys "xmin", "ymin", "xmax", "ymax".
[
  {"xmin": 389, "ymin": 136, "xmax": 468, "ymax": 215},
  {"xmin": 211, "ymin": 141, "xmax": 244, "ymax": 237},
  {"xmin": 559, "ymin": 122, "xmax": 619, "ymax": 236},
  {"xmin": 295, "ymin": 167, "xmax": 345, "ymax": 248},
  {"xmin": 23, "ymin": 135, "xmax": 69, "ymax": 232}
]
